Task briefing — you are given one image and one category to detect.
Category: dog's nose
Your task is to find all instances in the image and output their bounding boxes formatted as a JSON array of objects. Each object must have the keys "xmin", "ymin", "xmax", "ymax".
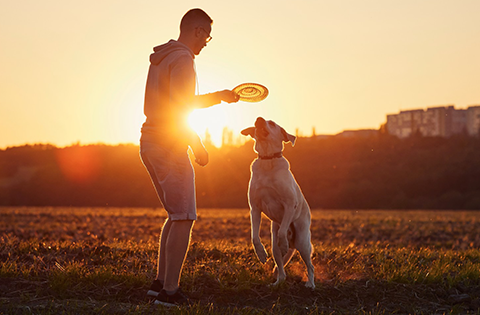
[{"xmin": 255, "ymin": 117, "xmax": 266, "ymax": 128}]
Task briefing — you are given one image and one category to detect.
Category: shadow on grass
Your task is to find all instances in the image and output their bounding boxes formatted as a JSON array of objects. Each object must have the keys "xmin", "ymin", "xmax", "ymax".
[{"xmin": 2, "ymin": 273, "xmax": 480, "ymax": 314}]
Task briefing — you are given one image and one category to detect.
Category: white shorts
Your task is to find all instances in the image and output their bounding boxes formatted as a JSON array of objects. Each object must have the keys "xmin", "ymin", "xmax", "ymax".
[{"xmin": 140, "ymin": 140, "xmax": 197, "ymax": 221}]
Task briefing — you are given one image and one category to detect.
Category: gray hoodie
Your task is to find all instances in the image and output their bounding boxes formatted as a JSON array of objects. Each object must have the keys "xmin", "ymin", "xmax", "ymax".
[{"xmin": 141, "ymin": 40, "xmax": 197, "ymax": 147}]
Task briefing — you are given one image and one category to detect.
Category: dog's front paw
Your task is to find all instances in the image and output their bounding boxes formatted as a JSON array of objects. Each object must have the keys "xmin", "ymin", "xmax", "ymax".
[{"xmin": 255, "ymin": 246, "xmax": 268, "ymax": 263}]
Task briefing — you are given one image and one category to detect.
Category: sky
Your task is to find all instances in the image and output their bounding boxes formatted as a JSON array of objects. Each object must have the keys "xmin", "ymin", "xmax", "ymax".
[{"xmin": 1, "ymin": 0, "xmax": 479, "ymax": 148}]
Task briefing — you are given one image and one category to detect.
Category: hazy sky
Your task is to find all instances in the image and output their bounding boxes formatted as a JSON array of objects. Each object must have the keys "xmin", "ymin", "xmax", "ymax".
[{"xmin": 1, "ymin": 0, "xmax": 479, "ymax": 148}]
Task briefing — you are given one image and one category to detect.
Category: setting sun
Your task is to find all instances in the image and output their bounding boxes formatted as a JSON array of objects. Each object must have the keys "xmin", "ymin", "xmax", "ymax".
[
  {"xmin": 188, "ymin": 106, "xmax": 228, "ymax": 147},
  {"xmin": 188, "ymin": 101, "xmax": 267, "ymax": 147}
]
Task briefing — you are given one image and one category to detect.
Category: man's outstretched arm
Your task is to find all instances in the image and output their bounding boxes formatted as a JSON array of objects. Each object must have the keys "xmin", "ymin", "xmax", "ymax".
[{"xmin": 194, "ymin": 90, "xmax": 239, "ymax": 108}]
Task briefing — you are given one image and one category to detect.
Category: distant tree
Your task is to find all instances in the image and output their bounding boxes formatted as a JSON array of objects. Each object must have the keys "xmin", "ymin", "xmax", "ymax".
[{"xmin": 1, "ymin": 135, "xmax": 480, "ymax": 209}]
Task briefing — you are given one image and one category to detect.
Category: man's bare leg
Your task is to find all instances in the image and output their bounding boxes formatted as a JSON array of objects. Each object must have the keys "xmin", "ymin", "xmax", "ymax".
[
  {"xmin": 156, "ymin": 218, "xmax": 172, "ymax": 283},
  {"xmin": 157, "ymin": 220, "xmax": 194, "ymax": 292}
]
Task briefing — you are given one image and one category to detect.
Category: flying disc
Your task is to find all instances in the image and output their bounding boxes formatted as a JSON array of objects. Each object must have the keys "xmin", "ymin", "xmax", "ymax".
[{"xmin": 233, "ymin": 83, "xmax": 269, "ymax": 102}]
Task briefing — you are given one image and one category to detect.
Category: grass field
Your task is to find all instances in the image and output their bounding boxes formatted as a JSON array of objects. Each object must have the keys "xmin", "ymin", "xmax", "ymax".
[{"xmin": 1, "ymin": 207, "xmax": 480, "ymax": 314}]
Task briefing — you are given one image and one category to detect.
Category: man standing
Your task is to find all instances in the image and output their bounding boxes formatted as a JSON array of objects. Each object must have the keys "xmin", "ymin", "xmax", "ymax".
[{"xmin": 140, "ymin": 8, "xmax": 239, "ymax": 307}]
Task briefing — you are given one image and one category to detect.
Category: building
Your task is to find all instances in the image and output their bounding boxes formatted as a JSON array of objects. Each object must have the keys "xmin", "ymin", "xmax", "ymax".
[
  {"xmin": 386, "ymin": 109, "xmax": 425, "ymax": 138},
  {"xmin": 386, "ymin": 105, "xmax": 480, "ymax": 138},
  {"xmin": 466, "ymin": 106, "xmax": 480, "ymax": 136}
]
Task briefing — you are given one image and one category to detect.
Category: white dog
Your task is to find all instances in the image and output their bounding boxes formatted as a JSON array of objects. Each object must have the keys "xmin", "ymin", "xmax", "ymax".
[{"xmin": 241, "ymin": 117, "xmax": 315, "ymax": 289}]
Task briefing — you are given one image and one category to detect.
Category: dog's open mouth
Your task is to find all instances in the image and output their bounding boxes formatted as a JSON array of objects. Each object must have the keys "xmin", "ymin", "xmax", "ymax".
[
  {"xmin": 255, "ymin": 126, "xmax": 269, "ymax": 139},
  {"xmin": 255, "ymin": 117, "xmax": 269, "ymax": 139}
]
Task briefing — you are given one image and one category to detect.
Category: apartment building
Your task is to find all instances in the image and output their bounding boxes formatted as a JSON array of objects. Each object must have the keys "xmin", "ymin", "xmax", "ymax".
[
  {"xmin": 386, "ymin": 105, "xmax": 480, "ymax": 138},
  {"xmin": 467, "ymin": 106, "xmax": 480, "ymax": 136}
]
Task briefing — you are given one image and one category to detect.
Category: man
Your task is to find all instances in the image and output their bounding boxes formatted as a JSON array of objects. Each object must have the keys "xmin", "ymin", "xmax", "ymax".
[{"xmin": 139, "ymin": 8, "xmax": 239, "ymax": 307}]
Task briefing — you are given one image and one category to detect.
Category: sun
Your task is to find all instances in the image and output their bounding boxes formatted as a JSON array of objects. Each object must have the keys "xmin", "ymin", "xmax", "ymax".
[
  {"xmin": 188, "ymin": 101, "xmax": 262, "ymax": 147},
  {"xmin": 188, "ymin": 106, "xmax": 228, "ymax": 147}
]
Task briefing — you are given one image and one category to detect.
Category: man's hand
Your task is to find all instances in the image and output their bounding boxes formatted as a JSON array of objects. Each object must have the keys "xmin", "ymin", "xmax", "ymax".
[
  {"xmin": 189, "ymin": 134, "xmax": 209, "ymax": 166},
  {"xmin": 219, "ymin": 90, "xmax": 240, "ymax": 104},
  {"xmin": 193, "ymin": 146, "xmax": 209, "ymax": 167}
]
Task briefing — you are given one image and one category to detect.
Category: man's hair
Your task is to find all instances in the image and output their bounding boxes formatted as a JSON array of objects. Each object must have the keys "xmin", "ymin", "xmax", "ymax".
[{"xmin": 180, "ymin": 8, "xmax": 213, "ymax": 32}]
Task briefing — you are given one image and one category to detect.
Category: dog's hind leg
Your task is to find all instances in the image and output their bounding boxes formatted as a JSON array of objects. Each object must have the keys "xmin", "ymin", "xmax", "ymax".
[
  {"xmin": 298, "ymin": 242, "xmax": 315, "ymax": 289},
  {"xmin": 271, "ymin": 222, "xmax": 287, "ymax": 286},
  {"xmin": 294, "ymin": 217, "xmax": 315, "ymax": 289}
]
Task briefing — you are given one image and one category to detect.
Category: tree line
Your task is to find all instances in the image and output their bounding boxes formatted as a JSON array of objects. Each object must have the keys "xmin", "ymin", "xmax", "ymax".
[{"xmin": 1, "ymin": 133, "xmax": 480, "ymax": 209}]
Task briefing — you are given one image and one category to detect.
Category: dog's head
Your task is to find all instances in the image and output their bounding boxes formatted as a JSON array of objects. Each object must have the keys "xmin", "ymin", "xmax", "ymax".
[{"xmin": 241, "ymin": 117, "xmax": 296, "ymax": 155}]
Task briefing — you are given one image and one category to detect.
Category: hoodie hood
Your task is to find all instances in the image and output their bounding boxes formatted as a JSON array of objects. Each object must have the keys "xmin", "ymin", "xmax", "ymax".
[{"xmin": 149, "ymin": 40, "xmax": 195, "ymax": 65}]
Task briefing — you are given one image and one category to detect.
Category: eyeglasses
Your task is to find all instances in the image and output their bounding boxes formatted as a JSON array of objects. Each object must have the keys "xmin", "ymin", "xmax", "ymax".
[{"xmin": 198, "ymin": 27, "xmax": 212, "ymax": 43}]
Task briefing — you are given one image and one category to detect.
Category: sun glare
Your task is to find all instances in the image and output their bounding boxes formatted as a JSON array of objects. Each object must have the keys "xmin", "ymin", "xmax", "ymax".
[
  {"xmin": 188, "ymin": 101, "xmax": 264, "ymax": 147},
  {"xmin": 188, "ymin": 106, "xmax": 228, "ymax": 147}
]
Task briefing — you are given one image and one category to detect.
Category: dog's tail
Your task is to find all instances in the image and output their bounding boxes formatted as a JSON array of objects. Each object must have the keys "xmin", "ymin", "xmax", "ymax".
[{"xmin": 287, "ymin": 223, "xmax": 295, "ymax": 248}]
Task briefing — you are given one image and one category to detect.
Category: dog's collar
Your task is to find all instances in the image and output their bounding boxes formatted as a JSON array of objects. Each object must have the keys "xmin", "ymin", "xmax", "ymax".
[{"xmin": 258, "ymin": 152, "xmax": 283, "ymax": 160}]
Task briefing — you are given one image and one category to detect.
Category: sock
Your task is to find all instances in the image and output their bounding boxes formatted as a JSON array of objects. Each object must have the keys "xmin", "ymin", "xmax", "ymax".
[{"xmin": 166, "ymin": 289, "xmax": 178, "ymax": 295}]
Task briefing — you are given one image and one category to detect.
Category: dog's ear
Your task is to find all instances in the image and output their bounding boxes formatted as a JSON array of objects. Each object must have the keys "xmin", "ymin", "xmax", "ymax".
[
  {"xmin": 281, "ymin": 128, "xmax": 296, "ymax": 146},
  {"xmin": 241, "ymin": 127, "xmax": 256, "ymax": 138}
]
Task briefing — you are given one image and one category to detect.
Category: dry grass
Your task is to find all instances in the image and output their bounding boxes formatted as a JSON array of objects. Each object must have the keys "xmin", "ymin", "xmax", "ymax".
[{"xmin": 1, "ymin": 207, "xmax": 480, "ymax": 314}]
